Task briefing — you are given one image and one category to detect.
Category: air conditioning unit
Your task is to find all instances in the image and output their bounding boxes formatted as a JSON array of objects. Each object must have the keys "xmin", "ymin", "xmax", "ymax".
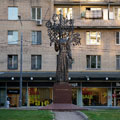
[{"xmin": 36, "ymin": 20, "xmax": 42, "ymax": 26}]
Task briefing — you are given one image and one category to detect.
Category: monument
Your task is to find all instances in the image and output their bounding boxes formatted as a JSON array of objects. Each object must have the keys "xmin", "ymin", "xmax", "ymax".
[{"xmin": 46, "ymin": 11, "xmax": 80, "ymax": 106}]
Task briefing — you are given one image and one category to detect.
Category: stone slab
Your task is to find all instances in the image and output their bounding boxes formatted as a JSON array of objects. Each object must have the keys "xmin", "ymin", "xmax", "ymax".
[
  {"xmin": 53, "ymin": 83, "xmax": 72, "ymax": 104},
  {"xmin": 40, "ymin": 103, "xmax": 87, "ymax": 111}
]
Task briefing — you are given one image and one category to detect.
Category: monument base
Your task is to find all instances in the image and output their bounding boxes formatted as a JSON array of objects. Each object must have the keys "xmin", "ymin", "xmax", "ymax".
[
  {"xmin": 40, "ymin": 103, "xmax": 87, "ymax": 111},
  {"xmin": 40, "ymin": 82, "xmax": 88, "ymax": 111},
  {"xmin": 53, "ymin": 82, "xmax": 72, "ymax": 104}
]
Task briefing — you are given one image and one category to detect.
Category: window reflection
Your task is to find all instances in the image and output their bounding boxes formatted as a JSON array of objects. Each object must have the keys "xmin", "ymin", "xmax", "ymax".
[
  {"xmin": 82, "ymin": 88, "xmax": 107, "ymax": 106},
  {"xmin": 28, "ymin": 88, "xmax": 52, "ymax": 106},
  {"xmin": 56, "ymin": 8, "xmax": 72, "ymax": 19},
  {"xmin": 86, "ymin": 32, "xmax": 101, "ymax": 45}
]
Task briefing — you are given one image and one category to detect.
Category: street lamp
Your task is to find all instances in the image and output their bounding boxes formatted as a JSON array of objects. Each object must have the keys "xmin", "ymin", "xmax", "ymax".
[{"xmin": 18, "ymin": 15, "xmax": 23, "ymax": 107}]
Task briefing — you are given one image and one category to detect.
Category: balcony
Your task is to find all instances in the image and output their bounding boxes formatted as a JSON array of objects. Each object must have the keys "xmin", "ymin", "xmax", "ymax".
[
  {"xmin": 55, "ymin": 0, "xmax": 120, "ymax": 2},
  {"xmin": 54, "ymin": 0, "xmax": 120, "ymax": 5},
  {"xmin": 74, "ymin": 19, "xmax": 120, "ymax": 28}
]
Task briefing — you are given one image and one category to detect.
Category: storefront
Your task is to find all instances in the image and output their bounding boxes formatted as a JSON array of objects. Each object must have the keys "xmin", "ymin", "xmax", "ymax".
[
  {"xmin": 28, "ymin": 88, "xmax": 52, "ymax": 106},
  {"xmin": 0, "ymin": 77, "xmax": 54, "ymax": 107},
  {"xmin": 0, "ymin": 84, "xmax": 117, "ymax": 107},
  {"xmin": 76, "ymin": 82, "xmax": 112, "ymax": 106},
  {"xmin": 1, "ymin": 87, "xmax": 53, "ymax": 107},
  {"xmin": 112, "ymin": 88, "xmax": 120, "ymax": 106},
  {"xmin": 0, "ymin": 72, "xmax": 120, "ymax": 107},
  {"xmin": 7, "ymin": 88, "xmax": 27, "ymax": 107},
  {"xmin": 7, "ymin": 89, "xmax": 19, "ymax": 107},
  {"xmin": 82, "ymin": 88, "xmax": 107, "ymax": 106}
]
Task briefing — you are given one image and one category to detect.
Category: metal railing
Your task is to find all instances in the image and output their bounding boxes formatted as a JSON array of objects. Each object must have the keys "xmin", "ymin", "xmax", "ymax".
[{"xmin": 55, "ymin": 0, "xmax": 120, "ymax": 2}]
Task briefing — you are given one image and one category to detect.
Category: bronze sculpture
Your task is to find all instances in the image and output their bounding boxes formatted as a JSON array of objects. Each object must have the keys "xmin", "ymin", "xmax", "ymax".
[{"xmin": 46, "ymin": 11, "xmax": 80, "ymax": 82}]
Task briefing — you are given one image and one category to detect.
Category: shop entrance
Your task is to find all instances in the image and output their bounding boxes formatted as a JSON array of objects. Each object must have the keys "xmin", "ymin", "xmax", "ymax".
[
  {"xmin": 7, "ymin": 89, "xmax": 19, "ymax": 107},
  {"xmin": 8, "ymin": 94, "xmax": 19, "ymax": 107}
]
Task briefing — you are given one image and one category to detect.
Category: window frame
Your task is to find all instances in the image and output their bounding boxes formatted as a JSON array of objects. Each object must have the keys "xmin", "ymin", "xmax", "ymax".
[
  {"xmin": 56, "ymin": 7, "xmax": 73, "ymax": 19},
  {"xmin": 8, "ymin": 7, "xmax": 18, "ymax": 20},
  {"xmin": 32, "ymin": 31, "xmax": 42, "ymax": 45},
  {"xmin": 8, "ymin": 30, "xmax": 18, "ymax": 44},
  {"xmin": 85, "ymin": 7, "xmax": 102, "ymax": 19},
  {"xmin": 114, "ymin": 7, "xmax": 120, "ymax": 20},
  {"xmin": 86, "ymin": 31, "xmax": 101, "ymax": 45},
  {"xmin": 116, "ymin": 55, "xmax": 120, "ymax": 70},
  {"xmin": 115, "ymin": 32, "xmax": 120, "ymax": 45},
  {"xmin": 8, "ymin": 55, "xmax": 18, "ymax": 70},
  {"xmin": 86, "ymin": 55, "xmax": 101, "ymax": 69},
  {"xmin": 31, "ymin": 55, "xmax": 42, "ymax": 70},
  {"xmin": 31, "ymin": 7, "xmax": 42, "ymax": 21}
]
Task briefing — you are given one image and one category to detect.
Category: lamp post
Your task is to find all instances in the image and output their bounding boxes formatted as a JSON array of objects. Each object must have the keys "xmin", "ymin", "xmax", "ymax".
[{"xmin": 18, "ymin": 15, "xmax": 23, "ymax": 107}]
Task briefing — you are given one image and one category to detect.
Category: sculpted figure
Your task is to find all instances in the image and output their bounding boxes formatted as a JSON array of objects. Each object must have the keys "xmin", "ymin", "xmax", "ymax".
[{"xmin": 46, "ymin": 12, "xmax": 80, "ymax": 82}]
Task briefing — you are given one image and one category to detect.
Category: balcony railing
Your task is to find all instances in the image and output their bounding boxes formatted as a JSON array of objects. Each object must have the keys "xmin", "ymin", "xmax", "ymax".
[
  {"xmin": 55, "ymin": 0, "xmax": 120, "ymax": 2},
  {"xmin": 74, "ymin": 19, "xmax": 120, "ymax": 28}
]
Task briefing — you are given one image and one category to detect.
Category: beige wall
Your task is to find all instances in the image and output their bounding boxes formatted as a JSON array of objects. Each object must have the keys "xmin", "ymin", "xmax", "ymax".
[
  {"xmin": 70, "ymin": 29, "xmax": 120, "ymax": 72},
  {"xmin": 0, "ymin": 0, "xmax": 120, "ymax": 72},
  {"xmin": 0, "ymin": 0, "xmax": 55, "ymax": 72}
]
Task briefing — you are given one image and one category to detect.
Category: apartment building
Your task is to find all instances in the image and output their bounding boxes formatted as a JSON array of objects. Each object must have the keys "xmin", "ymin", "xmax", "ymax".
[{"xmin": 0, "ymin": 0, "xmax": 120, "ymax": 107}]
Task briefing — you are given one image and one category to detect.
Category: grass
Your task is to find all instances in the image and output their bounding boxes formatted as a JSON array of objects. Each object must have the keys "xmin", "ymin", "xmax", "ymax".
[
  {"xmin": 83, "ymin": 109, "xmax": 120, "ymax": 120},
  {"xmin": 0, "ymin": 110, "xmax": 53, "ymax": 120}
]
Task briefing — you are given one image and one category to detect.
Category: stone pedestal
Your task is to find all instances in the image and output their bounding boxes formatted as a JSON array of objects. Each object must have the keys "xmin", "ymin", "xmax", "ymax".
[
  {"xmin": 40, "ymin": 82, "xmax": 87, "ymax": 110},
  {"xmin": 53, "ymin": 82, "xmax": 72, "ymax": 104}
]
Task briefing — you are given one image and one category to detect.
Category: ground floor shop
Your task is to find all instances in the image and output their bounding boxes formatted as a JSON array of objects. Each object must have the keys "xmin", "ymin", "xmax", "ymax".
[
  {"xmin": 0, "ymin": 87, "xmax": 53, "ymax": 107},
  {"xmin": 76, "ymin": 82, "xmax": 120, "ymax": 107},
  {"xmin": 0, "ymin": 82, "xmax": 120, "ymax": 107},
  {"xmin": 72, "ymin": 88, "xmax": 108, "ymax": 106}
]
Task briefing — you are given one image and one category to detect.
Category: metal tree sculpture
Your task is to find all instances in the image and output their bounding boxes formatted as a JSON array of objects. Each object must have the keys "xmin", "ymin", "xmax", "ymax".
[{"xmin": 46, "ymin": 11, "xmax": 80, "ymax": 82}]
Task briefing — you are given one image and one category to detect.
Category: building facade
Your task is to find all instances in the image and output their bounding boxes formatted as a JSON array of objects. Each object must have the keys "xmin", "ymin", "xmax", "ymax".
[{"xmin": 0, "ymin": 0, "xmax": 120, "ymax": 107}]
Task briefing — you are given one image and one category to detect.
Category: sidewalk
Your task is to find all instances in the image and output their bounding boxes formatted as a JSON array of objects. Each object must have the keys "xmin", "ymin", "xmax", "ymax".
[
  {"xmin": 84, "ymin": 106, "xmax": 120, "ymax": 110},
  {"xmin": 54, "ymin": 111, "xmax": 87, "ymax": 120},
  {"xmin": 1, "ymin": 106, "xmax": 120, "ymax": 110},
  {"xmin": 0, "ymin": 106, "xmax": 41, "ymax": 110}
]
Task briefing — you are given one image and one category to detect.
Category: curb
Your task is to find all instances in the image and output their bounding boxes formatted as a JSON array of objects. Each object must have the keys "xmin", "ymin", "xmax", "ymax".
[
  {"xmin": 51, "ymin": 110, "xmax": 56, "ymax": 120},
  {"xmin": 76, "ymin": 111, "xmax": 88, "ymax": 120}
]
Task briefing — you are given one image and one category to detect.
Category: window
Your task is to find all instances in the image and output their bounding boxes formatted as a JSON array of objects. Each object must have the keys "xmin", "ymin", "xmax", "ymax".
[
  {"xmin": 85, "ymin": 8, "xmax": 102, "ymax": 19},
  {"xmin": 8, "ymin": 7, "xmax": 18, "ymax": 20},
  {"xmin": 87, "ymin": 55, "xmax": 101, "ymax": 69},
  {"xmin": 32, "ymin": 8, "xmax": 42, "ymax": 20},
  {"xmin": 8, "ymin": 31, "xmax": 18, "ymax": 44},
  {"xmin": 86, "ymin": 32, "xmax": 101, "ymax": 45},
  {"xmin": 116, "ymin": 55, "xmax": 120, "ymax": 70},
  {"xmin": 103, "ymin": 9, "xmax": 108, "ymax": 20},
  {"xmin": 116, "ymin": 32, "xmax": 120, "ymax": 44},
  {"xmin": 82, "ymin": 88, "xmax": 107, "ymax": 106},
  {"xmin": 114, "ymin": 8, "xmax": 120, "ymax": 20},
  {"xmin": 8, "ymin": 55, "xmax": 18, "ymax": 69},
  {"xmin": 28, "ymin": 88, "xmax": 52, "ymax": 106},
  {"xmin": 56, "ymin": 8, "xmax": 72, "ymax": 19},
  {"xmin": 32, "ymin": 31, "xmax": 41, "ymax": 44},
  {"xmin": 31, "ymin": 55, "xmax": 42, "ymax": 69}
]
